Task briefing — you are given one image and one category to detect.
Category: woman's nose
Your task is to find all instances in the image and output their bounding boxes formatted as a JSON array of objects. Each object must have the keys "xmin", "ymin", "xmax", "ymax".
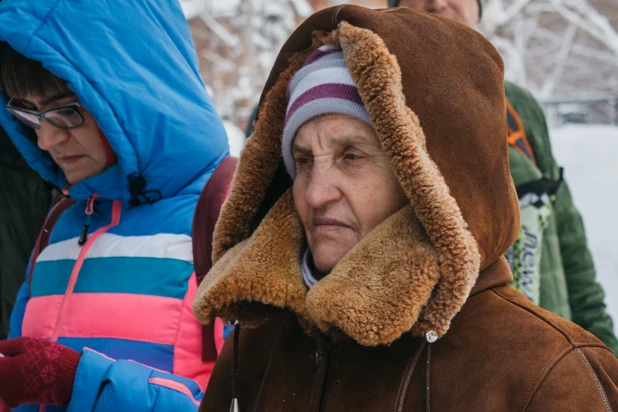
[
  {"xmin": 36, "ymin": 121, "xmax": 69, "ymax": 151},
  {"xmin": 427, "ymin": 0, "xmax": 449, "ymax": 12},
  {"xmin": 303, "ymin": 165, "xmax": 342, "ymax": 209}
]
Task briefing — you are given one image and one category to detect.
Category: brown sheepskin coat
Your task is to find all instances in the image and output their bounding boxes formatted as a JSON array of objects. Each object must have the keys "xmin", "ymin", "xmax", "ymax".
[{"xmin": 193, "ymin": 5, "xmax": 618, "ymax": 412}]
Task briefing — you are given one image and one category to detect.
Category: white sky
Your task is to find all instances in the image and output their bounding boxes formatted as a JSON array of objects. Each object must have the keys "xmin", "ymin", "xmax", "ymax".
[{"xmin": 551, "ymin": 125, "xmax": 618, "ymax": 322}]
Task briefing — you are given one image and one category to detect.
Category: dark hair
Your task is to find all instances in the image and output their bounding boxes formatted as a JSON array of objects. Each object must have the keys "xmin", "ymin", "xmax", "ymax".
[{"xmin": 0, "ymin": 42, "xmax": 68, "ymax": 99}]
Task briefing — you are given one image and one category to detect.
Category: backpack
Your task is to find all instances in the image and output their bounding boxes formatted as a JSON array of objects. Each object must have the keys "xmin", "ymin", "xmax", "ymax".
[
  {"xmin": 28, "ymin": 156, "xmax": 238, "ymax": 361},
  {"xmin": 505, "ymin": 101, "xmax": 563, "ymax": 304},
  {"xmin": 192, "ymin": 156, "xmax": 238, "ymax": 360}
]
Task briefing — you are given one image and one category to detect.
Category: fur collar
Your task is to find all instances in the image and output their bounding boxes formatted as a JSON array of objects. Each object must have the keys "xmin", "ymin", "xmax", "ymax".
[{"xmin": 195, "ymin": 190, "xmax": 445, "ymax": 346}]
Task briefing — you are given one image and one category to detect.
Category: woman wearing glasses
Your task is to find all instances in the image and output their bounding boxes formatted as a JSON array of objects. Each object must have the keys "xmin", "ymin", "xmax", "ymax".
[
  {"xmin": 5, "ymin": 92, "xmax": 114, "ymax": 186},
  {"xmin": 0, "ymin": 0, "xmax": 229, "ymax": 411}
]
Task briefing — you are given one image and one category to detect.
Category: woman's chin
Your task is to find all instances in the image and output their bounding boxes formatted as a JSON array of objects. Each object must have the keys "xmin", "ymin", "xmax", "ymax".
[{"xmin": 310, "ymin": 243, "xmax": 354, "ymax": 274}]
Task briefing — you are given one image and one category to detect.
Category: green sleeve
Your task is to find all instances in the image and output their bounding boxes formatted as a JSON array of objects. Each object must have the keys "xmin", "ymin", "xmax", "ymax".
[
  {"xmin": 553, "ymin": 180, "xmax": 618, "ymax": 355},
  {"xmin": 505, "ymin": 81, "xmax": 618, "ymax": 355}
]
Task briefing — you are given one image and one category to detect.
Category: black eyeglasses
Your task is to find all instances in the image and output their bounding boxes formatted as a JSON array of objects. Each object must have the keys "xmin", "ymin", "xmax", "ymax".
[{"xmin": 6, "ymin": 97, "xmax": 85, "ymax": 130}]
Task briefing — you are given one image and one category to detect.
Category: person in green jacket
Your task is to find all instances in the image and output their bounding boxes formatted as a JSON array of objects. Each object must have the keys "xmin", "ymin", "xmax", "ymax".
[
  {"xmin": 389, "ymin": 0, "xmax": 618, "ymax": 355},
  {"xmin": 0, "ymin": 126, "xmax": 55, "ymax": 339}
]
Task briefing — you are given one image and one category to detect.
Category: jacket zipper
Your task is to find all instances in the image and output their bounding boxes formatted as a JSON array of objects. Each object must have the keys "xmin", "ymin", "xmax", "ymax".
[
  {"xmin": 50, "ymin": 198, "xmax": 122, "ymax": 341},
  {"xmin": 78, "ymin": 194, "xmax": 98, "ymax": 246},
  {"xmin": 309, "ymin": 328, "xmax": 329, "ymax": 412}
]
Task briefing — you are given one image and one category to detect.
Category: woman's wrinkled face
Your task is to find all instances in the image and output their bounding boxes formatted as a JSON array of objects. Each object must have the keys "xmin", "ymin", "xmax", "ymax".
[
  {"xmin": 14, "ymin": 89, "xmax": 107, "ymax": 185},
  {"xmin": 292, "ymin": 114, "xmax": 408, "ymax": 273}
]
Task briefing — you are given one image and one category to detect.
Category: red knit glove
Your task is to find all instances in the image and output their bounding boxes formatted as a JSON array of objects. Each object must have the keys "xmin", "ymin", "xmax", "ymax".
[{"xmin": 0, "ymin": 337, "xmax": 81, "ymax": 408}]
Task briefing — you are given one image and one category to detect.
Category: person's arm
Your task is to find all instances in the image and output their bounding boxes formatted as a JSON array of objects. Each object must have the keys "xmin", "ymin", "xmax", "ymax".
[
  {"xmin": 7, "ymin": 281, "xmax": 29, "ymax": 339},
  {"xmin": 525, "ymin": 345, "xmax": 618, "ymax": 411},
  {"xmin": 68, "ymin": 349, "xmax": 202, "ymax": 411},
  {"xmin": 8, "ymin": 190, "xmax": 63, "ymax": 340},
  {"xmin": 506, "ymin": 82, "xmax": 618, "ymax": 355},
  {"xmin": 532, "ymin": 87, "xmax": 618, "ymax": 354},
  {"xmin": 0, "ymin": 338, "xmax": 203, "ymax": 411},
  {"xmin": 553, "ymin": 180, "xmax": 618, "ymax": 355}
]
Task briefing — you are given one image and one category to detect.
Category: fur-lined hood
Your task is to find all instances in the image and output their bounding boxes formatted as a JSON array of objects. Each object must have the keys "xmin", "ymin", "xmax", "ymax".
[{"xmin": 194, "ymin": 5, "xmax": 519, "ymax": 345}]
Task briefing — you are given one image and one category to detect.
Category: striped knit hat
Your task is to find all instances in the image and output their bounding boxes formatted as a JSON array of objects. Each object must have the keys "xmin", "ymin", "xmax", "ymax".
[{"xmin": 282, "ymin": 45, "xmax": 372, "ymax": 178}]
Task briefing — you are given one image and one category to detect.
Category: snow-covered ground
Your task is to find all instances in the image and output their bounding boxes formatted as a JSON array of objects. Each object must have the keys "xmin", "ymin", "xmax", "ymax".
[{"xmin": 551, "ymin": 125, "xmax": 618, "ymax": 322}]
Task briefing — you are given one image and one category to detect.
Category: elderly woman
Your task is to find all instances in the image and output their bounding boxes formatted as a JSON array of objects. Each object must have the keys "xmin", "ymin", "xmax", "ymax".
[{"xmin": 194, "ymin": 5, "xmax": 618, "ymax": 412}]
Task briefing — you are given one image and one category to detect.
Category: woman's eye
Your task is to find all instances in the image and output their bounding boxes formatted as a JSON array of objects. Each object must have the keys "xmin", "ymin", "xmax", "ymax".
[
  {"xmin": 54, "ymin": 108, "xmax": 76, "ymax": 116},
  {"xmin": 295, "ymin": 157, "xmax": 310, "ymax": 166},
  {"xmin": 343, "ymin": 153, "xmax": 362, "ymax": 161}
]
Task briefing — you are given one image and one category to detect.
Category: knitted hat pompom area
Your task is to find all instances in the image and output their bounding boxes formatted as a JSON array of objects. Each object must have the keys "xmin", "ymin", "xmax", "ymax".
[{"xmin": 282, "ymin": 45, "xmax": 372, "ymax": 179}]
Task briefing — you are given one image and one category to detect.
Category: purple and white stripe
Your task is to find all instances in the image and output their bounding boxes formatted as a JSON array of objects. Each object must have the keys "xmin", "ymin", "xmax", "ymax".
[
  {"xmin": 303, "ymin": 45, "xmax": 340, "ymax": 66},
  {"xmin": 282, "ymin": 45, "xmax": 372, "ymax": 178}
]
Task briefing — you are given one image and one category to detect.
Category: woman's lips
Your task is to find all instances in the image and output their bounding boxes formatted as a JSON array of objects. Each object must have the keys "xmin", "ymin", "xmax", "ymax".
[
  {"xmin": 56, "ymin": 155, "xmax": 85, "ymax": 166},
  {"xmin": 312, "ymin": 217, "xmax": 350, "ymax": 234}
]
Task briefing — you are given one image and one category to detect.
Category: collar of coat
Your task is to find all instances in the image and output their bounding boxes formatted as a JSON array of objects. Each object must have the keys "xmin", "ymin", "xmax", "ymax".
[
  {"xmin": 194, "ymin": 188, "xmax": 512, "ymax": 346},
  {"xmin": 193, "ymin": 11, "xmax": 517, "ymax": 346}
]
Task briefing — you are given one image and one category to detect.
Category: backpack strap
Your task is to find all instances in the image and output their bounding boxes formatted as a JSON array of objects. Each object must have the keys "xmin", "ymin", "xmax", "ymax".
[
  {"xmin": 192, "ymin": 156, "xmax": 238, "ymax": 361},
  {"xmin": 28, "ymin": 197, "xmax": 76, "ymax": 298},
  {"xmin": 506, "ymin": 100, "xmax": 564, "ymax": 201},
  {"xmin": 515, "ymin": 167, "xmax": 564, "ymax": 201},
  {"xmin": 506, "ymin": 100, "xmax": 536, "ymax": 164}
]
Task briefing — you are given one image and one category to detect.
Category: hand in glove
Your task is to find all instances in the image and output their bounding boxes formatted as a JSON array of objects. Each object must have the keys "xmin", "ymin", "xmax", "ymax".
[{"xmin": 0, "ymin": 337, "xmax": 81, "ymax": 408}]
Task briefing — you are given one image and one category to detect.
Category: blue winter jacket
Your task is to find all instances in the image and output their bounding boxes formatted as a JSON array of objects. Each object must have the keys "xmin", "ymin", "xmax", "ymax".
[{"xmin": 0, "ymin": 0, "xmax": 228, "ymax": 410}]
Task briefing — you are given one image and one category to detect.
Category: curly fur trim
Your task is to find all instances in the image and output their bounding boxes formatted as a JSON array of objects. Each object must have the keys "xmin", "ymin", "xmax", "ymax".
[
  {"xmin": 194, "ymin": 193, "xmax": 443, "ymax": 346},
  {"xmin": 194, "ymin": 191, "xmax": 309, "ymax": 327},
  {"xmin": 306, "ymin": 205, "xmax": 441, "ymax": 345},
  {"xmin": 333, "ymin": 22, "xmax": 480, "ymax": 338},
  {"xmin": 212, "ymin": 50, "xmax": 312, "ymax": 263}
]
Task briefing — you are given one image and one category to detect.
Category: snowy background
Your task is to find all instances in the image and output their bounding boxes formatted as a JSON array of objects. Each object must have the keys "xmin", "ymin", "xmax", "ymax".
[
  {"xmin": 552, "ymin": 125, "xmax": 618, "ymax": 321},
  {"xmin": 183, "ymin": 0, "xmax": 618, "ymax": 128}
]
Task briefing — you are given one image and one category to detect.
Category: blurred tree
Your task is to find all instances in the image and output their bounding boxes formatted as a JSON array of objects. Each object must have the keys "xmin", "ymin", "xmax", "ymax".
[
  {"xmin": 181, "ymin": 0, "xmax": 312, "ymax": 128},
  {"xmin": 183, "ymin": 0, "xmax": 617, "ymax": 125},
  {"xmin": 481, "ymin": 0, "xmax": 618, "ymax": 103}
]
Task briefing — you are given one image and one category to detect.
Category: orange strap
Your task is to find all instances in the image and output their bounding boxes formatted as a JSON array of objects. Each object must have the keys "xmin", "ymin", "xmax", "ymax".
[{"xmin": 506, "ymin": 100, "xmax": 536, "ymax": 164}]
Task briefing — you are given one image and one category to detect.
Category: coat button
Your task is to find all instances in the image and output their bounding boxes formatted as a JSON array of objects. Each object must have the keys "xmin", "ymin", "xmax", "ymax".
[{"xmin": 426, "ymin": 330, "xmax": 438, "ymax": 343}]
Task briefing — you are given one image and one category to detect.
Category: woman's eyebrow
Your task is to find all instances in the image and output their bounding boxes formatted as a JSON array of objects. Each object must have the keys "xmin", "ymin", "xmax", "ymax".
[
  {"xmin": 334, "ymin": 134, "xmax": 379, "ymax": 151},
  {"xmin": 292, "ymin": 133, "xmax": 378, "ymax": 154},
  {"xmin": 9, "ymin": 98, "xmax": 37, "ymax": 109},
  {"xmin": 40, "ymin": 91, "xmax": 76, "ymax": 107},
  {"xmin": 291, "ymin": 142, "xmax": 312, "ymax": 155}
]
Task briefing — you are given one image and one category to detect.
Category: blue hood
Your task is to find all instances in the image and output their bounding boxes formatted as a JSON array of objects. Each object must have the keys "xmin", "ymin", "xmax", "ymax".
[{"xmin": 0, "ymin": 0, "xmax": 228, "ymax": 203}]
